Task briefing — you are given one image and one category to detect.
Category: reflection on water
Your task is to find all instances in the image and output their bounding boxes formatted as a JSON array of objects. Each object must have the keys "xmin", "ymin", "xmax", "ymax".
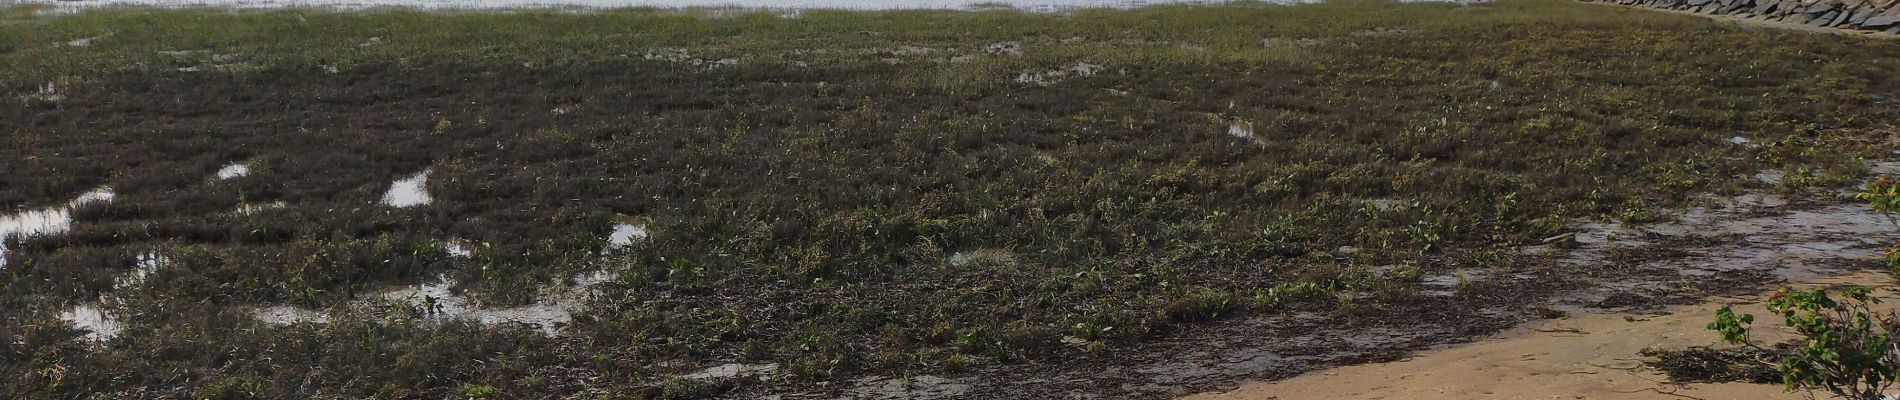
[
  {"xmin": 1227, "ymin": 120, "xmax": 1254, "ymax": 140},
  {"xmin": 216, "ymin": 162, "xmax": 250, "ymax": 180},
  {"xmin": 381, "ymin": 170, "xmax": 432, "ymax": 208},
  {"xmin": 608, "ymin": 223, "xmax": 647, "ymax": 247},
  {"xmin": 60, "ymin": 304, "xmax": 122, "ymax": 342},
  {"xmin": 0, "ymin": 187, "xmax": 115, "ymax": 270}
]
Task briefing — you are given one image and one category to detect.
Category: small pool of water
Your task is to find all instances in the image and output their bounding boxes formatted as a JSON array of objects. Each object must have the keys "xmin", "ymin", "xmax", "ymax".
[
  {"xmin": 0, "ymin": 187, "xmax": 115, "ymax": 269},
  {"xmin": 216, "ymin": 162, "xmax": 250, "ymax": 180},
  {"xmin": 381, "ymin": 170, "xmax": 432, "ymax": 208},
  {"xmin": 1227, "ymin": 120, "xmax": 1255, "ymax": 140},
  {"xmin": 608, "ymin": 223, "xmax": 647, "ymax": 247},
  {"xmin": 59, "ymin": 304, "xmax": 122, "ymax": 342}
]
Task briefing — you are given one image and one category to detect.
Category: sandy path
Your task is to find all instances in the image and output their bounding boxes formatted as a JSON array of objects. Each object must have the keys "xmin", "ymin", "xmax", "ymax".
[{"xmin": 1184, "ymin": 271, "xmax": 1892, "ymax": 400}]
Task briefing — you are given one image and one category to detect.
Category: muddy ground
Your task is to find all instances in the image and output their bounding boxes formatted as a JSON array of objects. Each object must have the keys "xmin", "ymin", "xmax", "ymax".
[
  {"xmin": 4, "ymin": 1, "xmax": 1900, "ymax": 398},
  {"xmin": 758, "ymin": 163, "xmax": 1900, "ymax": 398}
]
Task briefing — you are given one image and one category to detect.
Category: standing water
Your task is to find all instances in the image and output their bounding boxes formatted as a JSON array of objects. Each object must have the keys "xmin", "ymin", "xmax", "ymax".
[
  {"xmin": 607, "ymin": 223, "xmax": 648, "ymax": 248},
  {"xmin": 0, "ymin": 187, "xmax": 115, "ymax": 269},
  {"xmin": 381, "ymin": 170, "xmax": 432, "ymax": 208}
]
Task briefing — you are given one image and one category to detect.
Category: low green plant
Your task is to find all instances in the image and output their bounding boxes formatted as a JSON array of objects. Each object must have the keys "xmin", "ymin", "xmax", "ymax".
[
  {"xmin": 459, "ymin": 383, "xmax": 498, "ymax": 399},
  {"xmin": 1861, "ymin": 177, "xmax": 1898, "ymax": 219},
  {"xmin": 1707, "ymin": 173, "xmax": 1900, "ymax": 400},
  {"xmin": 1861, "ymin": 176, "xmax": 1900, "ymax": 275},
  {"xmin": 1710, "ymin": 287, "xmax": 1900, "ymax": 400}
]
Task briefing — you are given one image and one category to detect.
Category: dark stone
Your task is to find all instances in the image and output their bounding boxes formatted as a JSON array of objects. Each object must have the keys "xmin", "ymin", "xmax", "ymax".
[
  {"xmin": 1839, "ymin": 7, "xmax": 1869, "ymax": 24},
  {"xmin": 1867, "ymin": 15, "xmax": 1900, "ymax": 29},
  {"xmin": 1754, "ymin": 0, "xmax": 1779, "ymax": 13},
  {"xmin": 1839, "ymin": 6, "xmax": 1875, "ymax": 26},
  {"xmin": 1810, "ymin": 10, "xmax": 1839, "ymax": 25},
  {"xmin": 1796, "ymin": 0, "xmax": 1838, "ymax": 14},
  {"xmin": 1863, "ymin": 6, "xmax": 1900, "ymax": 29}
]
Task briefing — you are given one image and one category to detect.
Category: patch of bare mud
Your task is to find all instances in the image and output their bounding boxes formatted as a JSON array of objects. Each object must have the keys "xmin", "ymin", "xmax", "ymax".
[
  {"xmin": 1169, "ymin": 164, "xmax": 1900, "ymax": 399},
  {"xmin": 1543, "ymin": 184, "xmax": 1897, "ymax": 315},
  {"xmin": 1184, "ymin": 271, "xmax": 1894, "ymax": 400},
  {"xmin": 839, "ymin": 375, "xmax": 973, "ymax": 400}
]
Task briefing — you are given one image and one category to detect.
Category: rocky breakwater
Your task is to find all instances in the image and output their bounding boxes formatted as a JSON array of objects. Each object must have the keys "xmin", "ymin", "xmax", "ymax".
[{"xmin": 1583, "ymin": 0, "xmax": 1900, "ymax": 34}]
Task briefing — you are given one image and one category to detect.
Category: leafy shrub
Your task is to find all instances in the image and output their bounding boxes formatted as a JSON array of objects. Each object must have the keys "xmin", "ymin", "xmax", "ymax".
[
  {"xmin": 1711, "ymin": 287, "xmax": 1900, "ymax": 400},
  {"xmin": 1706, "ymin": 173, "xmax": 1900, "ymax": 400},
  {"xmin": 1861, "ymin": 176, "xmax": 1898, "ymax": 220}
]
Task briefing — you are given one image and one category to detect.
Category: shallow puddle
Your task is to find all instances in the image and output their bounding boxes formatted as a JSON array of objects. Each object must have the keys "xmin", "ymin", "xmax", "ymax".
[
  {"xmin": 1542, "ymin": 187, "xmax": 1896, "ymax": 313},
  {"xmin": 0, "ymin": 187, "xmax": 115, "ymax": 269},
  {"xmin": 256, "ymin": 268, "xmax": 617, "ymax": 335},
  {"xmin": 381, "ymin": 170, "xmax": 432, "ymax": 208},
  {"xmin": 215, "ymin": 162, "xmax": 250, "ymax": 180},
  {"xmin": 608, "ymin": 223, "xmax": 647, "ymax": 247},
  {"xmin": 252, "ymin": 221, "xmax": 649, "ymax": 334},
  {"xmin": 376, "ymin": 271, "xmax": 613, "ymax": 334},
  {"xmin": 443, "ymin": 240, "xmax": 474, "ymax": 257},
  {"xmin": 1226, "ymin": 120, "xmax": 1254, "ymax": 140},
  {"xmin": 59, "ymin": 304, "xmax": 122, "ymax": 342},
  {"xmin": 112, "ymin": 251, "xmax": 168, "ymax": 290}
]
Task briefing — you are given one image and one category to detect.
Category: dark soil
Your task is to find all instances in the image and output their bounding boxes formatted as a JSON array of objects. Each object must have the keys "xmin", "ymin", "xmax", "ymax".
[{"xmin": 3, "ymin": 1, "xmax": 1899, "ymax": 398}]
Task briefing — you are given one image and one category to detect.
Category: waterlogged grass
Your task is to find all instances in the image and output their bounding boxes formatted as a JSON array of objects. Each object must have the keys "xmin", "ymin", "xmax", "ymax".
[{"xmin": 3, "ymin": 0, "xmax": 1899, "ymax": 397}]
